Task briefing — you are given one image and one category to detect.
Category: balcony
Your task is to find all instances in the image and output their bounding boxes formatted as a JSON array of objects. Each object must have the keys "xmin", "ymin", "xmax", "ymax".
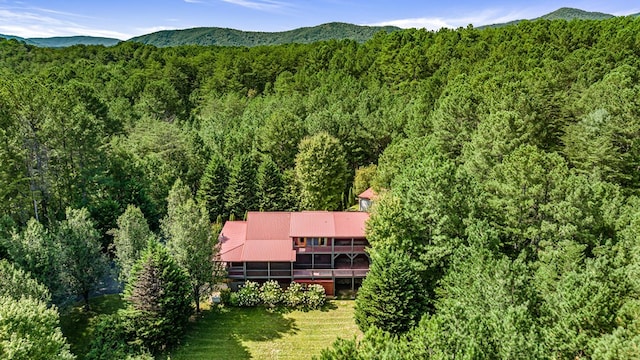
[
  {"xmin": 295, "ymin": 245, "xmax": 367, "ymax": 254},
  {"xmin": 228, "ymin": 266, "xmax": 369, "ymax": 279}
]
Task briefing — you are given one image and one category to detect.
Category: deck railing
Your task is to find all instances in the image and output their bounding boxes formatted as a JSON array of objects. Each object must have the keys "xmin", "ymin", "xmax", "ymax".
[
  {"xmin": 296, "ymin": 245, "xmax": 366, "ymax": 253},
  {"xmin": 226, "ymin": 266, "xmax": 369, "ymax": 279}
]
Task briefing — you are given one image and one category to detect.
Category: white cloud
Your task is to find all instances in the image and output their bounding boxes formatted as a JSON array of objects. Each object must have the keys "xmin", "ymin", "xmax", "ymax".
[
  {"xmin": 369, "ymin": 9, "xmax": 532, "ymax": 30},
  {"xmin": 220, "ymin": 0, "xmax": 288, "ymax": 11},
  {"xmin": 0, "ymin": 7, "xmax": 130, "ymax": 39},
  {"xmin": 136, "ymin": 25, "xmax": 180, "ymax": 34}
]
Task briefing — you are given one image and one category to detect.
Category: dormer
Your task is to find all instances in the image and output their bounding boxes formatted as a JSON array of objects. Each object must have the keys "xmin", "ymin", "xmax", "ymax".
[{"xmin": 357, "ymin": 187, "xmax": 377, "ymax": 212}]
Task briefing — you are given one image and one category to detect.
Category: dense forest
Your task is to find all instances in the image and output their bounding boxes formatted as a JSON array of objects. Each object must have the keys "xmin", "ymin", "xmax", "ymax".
[{"xmin": 2, "ymin": 15, "xmax": 640, "ymax": 359}]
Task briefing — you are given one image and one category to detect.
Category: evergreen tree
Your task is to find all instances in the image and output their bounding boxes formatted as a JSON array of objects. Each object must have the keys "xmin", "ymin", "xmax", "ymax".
[
  {"xmin": 111, "ymin": 205, "xmax": 155, "ymax": 283},
  {"xmin": 196, "ymin": 154, "xmax": 228, "ymax": 222},
  {"xmin": 354, "ymin": 248, "xmax": 426, "ymax": 334},
  {"xmin": 295, "ymin": 132, "xmax": 349, "ymax": 210},
  {"xmin": 257, "ymin": 156, "xmax": 285, "ymax": 211},
  {"xmin": 225, "ymin": 154, "xmax": 258, "ymax": 219},
  {"xmin": 124, "ymin": 240, "xmax": 192, "ymax": 353}
]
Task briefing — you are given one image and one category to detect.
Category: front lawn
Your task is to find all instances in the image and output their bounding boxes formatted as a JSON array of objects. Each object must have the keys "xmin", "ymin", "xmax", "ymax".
[{"xmin": 167, "ymin": 300, "xmax": 359, "ymax": 360}]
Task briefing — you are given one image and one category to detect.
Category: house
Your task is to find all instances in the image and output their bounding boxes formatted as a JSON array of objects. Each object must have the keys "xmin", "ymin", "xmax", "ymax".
[
  {"xmin": 357, "ymin": 187, "xmax": 377, "ymax": 212},
  {"xmin": 218, "ymin": 211, "xmax": 370, "ymax": 296}
]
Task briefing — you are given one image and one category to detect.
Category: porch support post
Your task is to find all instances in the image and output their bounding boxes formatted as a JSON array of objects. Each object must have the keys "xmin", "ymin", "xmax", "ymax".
[
  {"xmin": 243, "ymin": 262, "xmax": 247, "ymax": 281},
  {"xmin": 268, "ymin": 262, "xmax": 271, "ymax": 280}
]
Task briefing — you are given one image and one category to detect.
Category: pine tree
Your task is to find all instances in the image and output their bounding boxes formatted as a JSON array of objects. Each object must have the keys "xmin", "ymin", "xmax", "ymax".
[
  {"xmin": 125, "ymin": 240, "xmax": 192, "ymax": 353},
  {"xmin": 257, "ymin": 156, "xmax": 284, "ymax": 211},
  {"xmin": 225, "ymin": 154, "xmax": 258, "ymax": 219},
  {"xmin": 196, "ymin": 154, "xmax": 228, "ymax": 222},
  {"xmin": 354, "ymin": 248, "xmax": 426, "ymax": 334}
]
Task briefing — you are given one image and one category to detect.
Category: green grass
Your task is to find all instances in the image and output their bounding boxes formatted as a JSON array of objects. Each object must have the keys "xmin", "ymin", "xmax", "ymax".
[
  {"xmin": 59, "ymin": 294, "xmax": 125, "ymax": 359},
  {"xmin": 167, "ymin": 300, "xmax": 359, "ymax": 360}
]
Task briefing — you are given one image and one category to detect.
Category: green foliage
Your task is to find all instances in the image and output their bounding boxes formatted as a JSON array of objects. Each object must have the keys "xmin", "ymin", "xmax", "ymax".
[
  {"xmin": 129, "ymin": 23, "xmax": 399, "ymax": 47},
  {"xmin": 196, "ymin": 154, "xmax": 228, "ymax": 222},
  {"xmin": 295, "ymin": 132, "xmax": 349, "ymax": 210},
  {"xmin": 85, "ymin": 313, "xmax": 137, "ymax": 360},
  {"xmin": 57, "ymin": 208, "xmax": 109, "ymax": 309},
  {"xmin": 5, "ymin": 218, "xmax": 63, "ymax": 300},
  {"xmin": 124, "ymin": 240, "xmax": 192, "ymax": 353},
  {"xmin": 111, "ymin": 205, "xmax": 154, "ymax": 283},
  {"xmin": 258, "ymin": 111, "xmax": 306, "ymax": 170},
  {"xmin": 163, "ymin": 178, "xmax": 215, "ymax": 312},
  {"xmin": 0, "ymin": 295, "xmax": 75, "ymax": 360},
  {"xmin": 257, "ymin": 156, "xmax": 286, "ymax": 211},
  {"xmin": 0, "ymin": 259, "xmax": 51, "ymax": 303},
  {"xmin": 353, "ymin": 164, "xmax": 377, "ymax": 196},
  {"xmin": 224, "ymin": 155, "xmax": 258, "ymax": 219},
  {"xmin": 355, "ymin": 249, "xmax": 426, "ymax": 334}
]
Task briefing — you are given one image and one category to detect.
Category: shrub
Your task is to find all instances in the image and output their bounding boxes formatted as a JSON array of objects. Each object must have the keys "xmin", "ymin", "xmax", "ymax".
[
  {"xmin": 304, "ymin": 284, "xmax": 326, "ymax": 310},
  {"xmin": 284, "ymin": 282, "xmax": 305, "ymax": 308},
  {"xmin": 86, "ymin": 313, "xmax": 139, "ymax": 360},
  {"xmin": 236, "ymin": 280, "xmax": 261, "ymax": 307},
  {"xmin": 219, "ymin": 288, "xmax": 232, "ymax": 305},
  {"xmin": 229, "ymin": 292, "xmax": 240, "ymax": 307},
  {"xmin": 260, "ymin": 280, "xmax": 283, "ymax": 308}
]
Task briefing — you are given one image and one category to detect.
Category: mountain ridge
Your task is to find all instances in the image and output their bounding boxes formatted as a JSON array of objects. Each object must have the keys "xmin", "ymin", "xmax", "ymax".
[
  {"xmin": 479, "ymin": 7, "xmax": 617, "ymax": 29},
  {"xmin": 1, "ymin": 7, "xmax": 637, "ymax": 48},
  {"xmin": 128, "ymin": 22, "xmax": 400, "ymax": 47}
]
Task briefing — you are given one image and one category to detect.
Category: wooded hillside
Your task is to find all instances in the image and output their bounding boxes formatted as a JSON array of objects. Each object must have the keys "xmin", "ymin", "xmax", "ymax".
[{"xmin": 1, "ymin": 16, "xmax": 640, "ymax": 358}]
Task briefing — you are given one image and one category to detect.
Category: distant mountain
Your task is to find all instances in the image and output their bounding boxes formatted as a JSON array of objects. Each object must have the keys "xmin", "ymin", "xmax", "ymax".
[
  {"xmin": 479, "ymin": 7, "xmax": 616, "ymax": 29},
  {"xmin": 0, "ymin": 34, "xmax": 119, "ymax": 47},
  {"xmin": 128, "ymin": 22, "xmax": 400, "ymax": 47},
  {"xmin": 0, "ymin": 34, "xmax": 35, "ymax": 44},
  {"xmin": 539, "ymin": 7, "xmax": 614, "ymax": 21},
  {"xmin": 28, "ymin": 36, "xmax": 120, "ymax": 47}
]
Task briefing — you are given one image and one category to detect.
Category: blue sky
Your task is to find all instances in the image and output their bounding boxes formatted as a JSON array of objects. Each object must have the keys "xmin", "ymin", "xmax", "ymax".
[{"xmin": 0, "ymin": 0, "xmax": 638, "ymax": 39}]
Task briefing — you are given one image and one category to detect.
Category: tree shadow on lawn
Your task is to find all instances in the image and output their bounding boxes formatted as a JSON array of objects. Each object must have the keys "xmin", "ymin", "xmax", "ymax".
[{"xmin": 168, "ymin": 305, "xmax": 299, "ymax": 360}]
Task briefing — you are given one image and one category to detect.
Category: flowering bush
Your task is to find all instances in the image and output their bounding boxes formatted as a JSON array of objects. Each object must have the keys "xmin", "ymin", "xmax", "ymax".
[
  {"xmin": 283, "ymin": 282, "xmax": 305, "ymax": 308},
  {"xmin": 304, "ymin": 284, "xmax": 326, "ymax": 310},
  {"xmin": 236, "ymin": 281, "xmax": 261, "ymax": 307},
  {"xmin": 260, "ymin": 280, "xmax": 283, "ymax": 308}
]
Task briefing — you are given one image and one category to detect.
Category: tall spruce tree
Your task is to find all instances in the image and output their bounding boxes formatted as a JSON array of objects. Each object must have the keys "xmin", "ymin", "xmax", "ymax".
[
  {"xmin": 196, "ymin": 154, "xmax": 228, "ymax": 222},
  {"xmin": 125, "ymin": 240, "xmax": 192, "ymax": 353},
  {"xmin": 257, "ymin": 156, "xmax": 285, "ymax": 211},
  {"xmin": 224, "ymin": 154, "xmax": 258, "ymax": 219},
  {"xmin": 354, "ymin": 248, "xmax": 426, "ymax": 334}
]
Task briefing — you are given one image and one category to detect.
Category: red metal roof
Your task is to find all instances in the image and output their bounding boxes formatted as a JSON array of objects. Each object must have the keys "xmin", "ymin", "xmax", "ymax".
[
  {"xmin": 219, "ymin": 221, "xmax": 247, "ymax": 262},
  {"xmin": 289, "ymin": 212, "xmax": 335, "ymax": 238},
  {"xmin": 218, "ymin": 211, "xmax": 369, "ymax": 263},
  {"xmin": 333, "ymin": 212, "xmax": 369, "ymax": 238},
  {"xmin": 358, "ymin": 187, "xmax": 377, "ymax": 200},
  {"xmin": 245, "ymin": 212, "xmax": 291, "ymax": 240}
]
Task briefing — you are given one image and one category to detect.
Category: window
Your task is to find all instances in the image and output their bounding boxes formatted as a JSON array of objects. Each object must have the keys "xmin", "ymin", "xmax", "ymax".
[
  {"xmin": 309, "ymin": 237, "xmax": 327, "ymax": 246},
  {"xmin": 295, "ymin": 237, "xmax": 306, "ymax": 247}
]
